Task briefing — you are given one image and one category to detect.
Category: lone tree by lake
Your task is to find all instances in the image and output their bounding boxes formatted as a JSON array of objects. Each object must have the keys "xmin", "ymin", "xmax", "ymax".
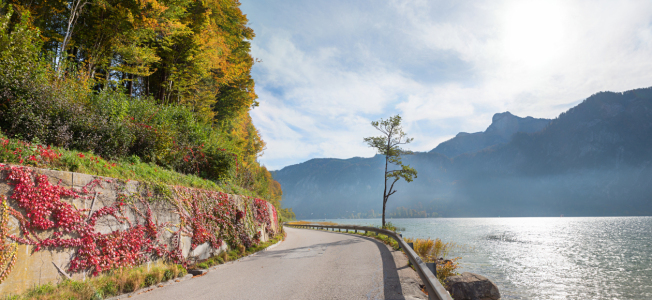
[{"xmin": 364, "ymin": 115, "xmax": 417, "ymax": 228}]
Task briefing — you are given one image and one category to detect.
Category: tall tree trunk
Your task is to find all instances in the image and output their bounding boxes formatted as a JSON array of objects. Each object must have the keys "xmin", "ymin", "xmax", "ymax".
[
  {"xmin": 382, "ymin": 199, "xmax": 387, "ymax": 228},
  {"xmin": 58, "ymin": 0, "xmax": 89, "ymax": 76},
  {"xmin": 382, "ymin": 134, "xmax": 391, "ymax": 228},
  {"xmin": 128, "ymin": 73, "xmax": 133, "ymax": 96}
]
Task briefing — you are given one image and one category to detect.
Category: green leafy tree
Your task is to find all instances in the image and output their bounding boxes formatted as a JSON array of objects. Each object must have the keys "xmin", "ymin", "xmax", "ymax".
[{"xmin": 364, "ymin": 115, "xmax": 417, "ymax": 228}]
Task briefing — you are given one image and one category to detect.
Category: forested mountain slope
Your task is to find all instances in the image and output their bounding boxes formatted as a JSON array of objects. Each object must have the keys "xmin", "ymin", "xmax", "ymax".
[{"xmin": 274, "ymin": 87, "xmax": 652, "ymax": 218}]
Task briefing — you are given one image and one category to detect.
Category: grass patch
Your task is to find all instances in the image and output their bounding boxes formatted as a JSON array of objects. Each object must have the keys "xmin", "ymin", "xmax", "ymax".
[
  {"xmin": 6, "ymin": 263, "xmax": 187, "ymax": 300},
  {"xmin": 0, "ymin": 133, "xmax": 264, "ymax": 197}
]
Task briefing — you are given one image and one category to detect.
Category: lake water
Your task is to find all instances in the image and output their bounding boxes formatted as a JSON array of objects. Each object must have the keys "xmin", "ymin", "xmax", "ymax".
[{"xmin": 311, "ymin": 217, "xmax": 652, "ymax": 300}]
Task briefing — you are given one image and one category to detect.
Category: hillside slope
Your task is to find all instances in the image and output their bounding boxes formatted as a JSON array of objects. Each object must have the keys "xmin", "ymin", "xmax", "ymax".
[{"xmin": 431, "ymin": 112, "xmax": 550, "ymax": 157}]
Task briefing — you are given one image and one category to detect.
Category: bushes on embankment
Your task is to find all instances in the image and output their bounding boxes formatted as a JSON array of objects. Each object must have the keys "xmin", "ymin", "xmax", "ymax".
[
  {"xmin": 0, "ymin": 4, "xmax": 294, "ymax": 220},
  {"xmin": 0, "ymin": 11, "xmax": 236, "ymax": 182}
]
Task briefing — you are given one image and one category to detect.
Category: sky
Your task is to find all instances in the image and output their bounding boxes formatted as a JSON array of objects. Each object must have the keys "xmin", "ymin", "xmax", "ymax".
[{"xmin": 240, "ymin": 0, "xmax": 652, "ymax": 170}]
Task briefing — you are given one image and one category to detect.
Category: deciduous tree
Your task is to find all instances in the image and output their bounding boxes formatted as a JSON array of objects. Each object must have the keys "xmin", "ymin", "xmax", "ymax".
[{"xmin": 364, "ymin": 115, "xmax": 417, "ymax": 228}]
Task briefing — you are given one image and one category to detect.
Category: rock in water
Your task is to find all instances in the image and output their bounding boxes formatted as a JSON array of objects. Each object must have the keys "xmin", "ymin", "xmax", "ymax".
[{"xmin": 445, "ymin": 272, "xmax": 500, "ymax": 300}]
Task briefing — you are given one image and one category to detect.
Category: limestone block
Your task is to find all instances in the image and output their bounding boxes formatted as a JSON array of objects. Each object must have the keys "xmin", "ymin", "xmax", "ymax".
[
  {"xmin": 0, "ymin": 245, "xmax": 78, "ymax": 295},
  {"xmin": 180, "ymin": 236, "xmax": 192, "ymax": 258},
  {"xmin": 189, "ymin": 243, "xmax": 212, "ymax": 260},
  {"xmin": 38, "ymin": 169, "xmax": 74, "ymax": 188},
  {"xmin": 72, "ymin": 172, "xmax": 96, "ymax": 188},
  {"xmin": 0, "ymin": 181, "xmax": 12, "ymax": 198},
  {"xmin": 124, "ymin": 180, "xmax": 139, "ymax": 194}
]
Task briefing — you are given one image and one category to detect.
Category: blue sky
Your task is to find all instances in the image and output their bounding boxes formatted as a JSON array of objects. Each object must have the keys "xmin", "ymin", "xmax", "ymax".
[{"xmin": 241, "ymin": 0, "xmax": 652, "ymax": 170}]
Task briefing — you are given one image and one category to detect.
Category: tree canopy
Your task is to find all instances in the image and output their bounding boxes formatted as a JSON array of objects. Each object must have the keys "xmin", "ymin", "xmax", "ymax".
[{"xmin": 4, "ymin": 0, "xmax": 257, "ymax": 118}]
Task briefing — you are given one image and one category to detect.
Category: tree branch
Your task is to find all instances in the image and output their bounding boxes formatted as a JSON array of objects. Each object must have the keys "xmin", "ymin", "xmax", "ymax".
[{"xmin": 387, "ymin": 177, "xmax": 399, "ymax": 198}]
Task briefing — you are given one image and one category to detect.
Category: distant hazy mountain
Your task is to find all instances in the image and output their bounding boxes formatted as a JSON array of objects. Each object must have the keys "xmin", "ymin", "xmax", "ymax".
[
  {"xmin": 273, "ymin": 87, "xmax": 652, "ymax": 219},
  {"xmin": 430, "ymin": 112, "xmax": 551, "ymax": 157}
]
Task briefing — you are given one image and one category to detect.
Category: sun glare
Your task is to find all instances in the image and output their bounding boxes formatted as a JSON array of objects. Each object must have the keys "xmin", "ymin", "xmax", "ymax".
[{"xmin": 501, "ymin": 0, "xmax": 568, "ymax": 68}]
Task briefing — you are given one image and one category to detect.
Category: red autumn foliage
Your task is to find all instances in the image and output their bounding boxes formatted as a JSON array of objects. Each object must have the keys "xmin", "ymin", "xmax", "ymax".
[{"xmin": 0, "ymin": 164, "xmax": 278, "ymax": 277}]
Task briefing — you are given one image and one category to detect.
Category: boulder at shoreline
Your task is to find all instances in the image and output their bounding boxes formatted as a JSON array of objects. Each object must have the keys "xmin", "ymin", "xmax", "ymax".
[{"xmin": 445, "ymin": 272, "xmax": 500, "ymax": 300}]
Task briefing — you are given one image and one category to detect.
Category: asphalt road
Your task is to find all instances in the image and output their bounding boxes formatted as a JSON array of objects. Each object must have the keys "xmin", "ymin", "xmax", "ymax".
[{"xmin": 128, "ymin": 227, "xmax": 427, "ymax": 300}]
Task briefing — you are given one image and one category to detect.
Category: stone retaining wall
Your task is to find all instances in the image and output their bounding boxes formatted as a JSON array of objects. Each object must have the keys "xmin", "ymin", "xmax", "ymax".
[{"xmin": 0, "ymin": 165, "xmax": 278, "ymax": 295}]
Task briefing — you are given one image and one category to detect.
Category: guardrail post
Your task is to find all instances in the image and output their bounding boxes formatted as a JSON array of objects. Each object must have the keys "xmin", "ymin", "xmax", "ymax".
[
  {"xmin": 407, "ymin": 242, "xmax": 414, "ymax": 250},
  {"xmin": 426, "ymin": 262, "xmax": 437, "ymax": 276}
]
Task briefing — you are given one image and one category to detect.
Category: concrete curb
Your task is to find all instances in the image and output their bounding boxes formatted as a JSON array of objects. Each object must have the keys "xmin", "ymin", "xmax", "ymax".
[{"xmin": 103, "ymin": 236, "xmax": 285, "ymax": 299}]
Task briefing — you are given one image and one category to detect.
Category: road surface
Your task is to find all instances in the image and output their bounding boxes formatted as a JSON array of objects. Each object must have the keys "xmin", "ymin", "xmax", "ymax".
[{"xmin": 129, "ymin": 226, "xmax": 427, "ymax": 300}]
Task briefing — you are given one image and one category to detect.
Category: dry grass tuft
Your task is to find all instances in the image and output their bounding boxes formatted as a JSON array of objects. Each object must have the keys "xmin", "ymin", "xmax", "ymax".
[
  {"xmin": 404, "ymin": 237, "xmax": 456, "ymax": 262},
  {"xmin": 404, "ymin": 237, "xmax": 461, "ymax": 286},
  {"xmin": 219, "ymin": 251, "xmax": 229, "ymax": 262},
  {"xmin": 7, "ymin": 263, "xmax": 186, "ymax": 300}
]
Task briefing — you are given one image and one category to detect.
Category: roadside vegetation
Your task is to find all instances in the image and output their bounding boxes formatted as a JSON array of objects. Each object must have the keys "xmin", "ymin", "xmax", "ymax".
[
  {"xmin": 403, "ymin": 237, "xmax": 461, "ymax": 286},
  {"xmin": 6, "ymin": 233, "xmax": 285, "ymax": 300},
  {"xmin": 6, "ymin": 263, "xmax": 187, "ymax": 300},
  {"xmin": 0, "ymin": 1, "xmax": 295, "ymax": 220}
]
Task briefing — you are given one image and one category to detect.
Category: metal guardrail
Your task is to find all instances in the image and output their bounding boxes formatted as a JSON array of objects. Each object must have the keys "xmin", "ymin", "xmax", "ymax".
[{"xmin": 285, "ymin": 223, "xmax": 453, "ymax": 300}]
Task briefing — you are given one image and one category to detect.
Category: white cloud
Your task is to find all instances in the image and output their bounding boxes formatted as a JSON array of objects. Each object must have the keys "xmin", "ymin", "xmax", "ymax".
[{"xmin": 242, "ymin": 0, "xmax": 652, "ymax": 170}]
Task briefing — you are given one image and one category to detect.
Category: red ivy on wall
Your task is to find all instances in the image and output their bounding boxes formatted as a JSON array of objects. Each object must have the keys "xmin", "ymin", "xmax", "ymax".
[
  {"xmin": 2, "ymin": 165, "xmax": 167, "ymax": 275},
  {"xmin": 0, "ymin": 164, "xmax": 278, "ymax": 278}
]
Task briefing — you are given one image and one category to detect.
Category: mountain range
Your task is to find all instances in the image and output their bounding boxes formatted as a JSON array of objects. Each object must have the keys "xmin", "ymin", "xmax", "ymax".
[{"xmin": 272, "ymin": 87, "xmax": 652, "ymax": 219}]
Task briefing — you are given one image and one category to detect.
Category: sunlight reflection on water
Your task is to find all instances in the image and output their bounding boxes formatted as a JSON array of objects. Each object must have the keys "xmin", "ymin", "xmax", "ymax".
[{"xmin": 312, "ymin": 217, "xmax": 652, "ymax": 299}]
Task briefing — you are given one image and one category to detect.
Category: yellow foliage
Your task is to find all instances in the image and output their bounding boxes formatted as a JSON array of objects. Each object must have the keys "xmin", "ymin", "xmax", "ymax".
[
  {"xmin": 403, "ymin": 237, "xmax": 461, "ymax": 285},
  {"xmin": 404, "ymin": 237, "xmax": 456, "ymax": 262}
]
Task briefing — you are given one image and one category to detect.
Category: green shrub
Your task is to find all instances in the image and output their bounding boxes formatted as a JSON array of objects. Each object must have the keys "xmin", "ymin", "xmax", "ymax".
[
  {"xmin": 196, "ymin": 262, "xmax": 209, "ymax": 269},
  {"xmin": 163, "ymin": 268, "xmax": 176, "ymax": 281},
  {"xmin": 97, "ymin": 281, "xmax": 118, "ymax": 298},
  {"xmin": 143, "ymin": 274, "xmax": 157, "ymax": 287},
  {"xmin": 176, "ymin": 264, "xmax": 188, "ymax": 277}
]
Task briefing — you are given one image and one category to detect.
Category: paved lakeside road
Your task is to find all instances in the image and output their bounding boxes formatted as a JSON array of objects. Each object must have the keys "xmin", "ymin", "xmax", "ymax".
[{"xmin": 129, "ymin": 227, "xmax": 427, "ymax": 300}]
